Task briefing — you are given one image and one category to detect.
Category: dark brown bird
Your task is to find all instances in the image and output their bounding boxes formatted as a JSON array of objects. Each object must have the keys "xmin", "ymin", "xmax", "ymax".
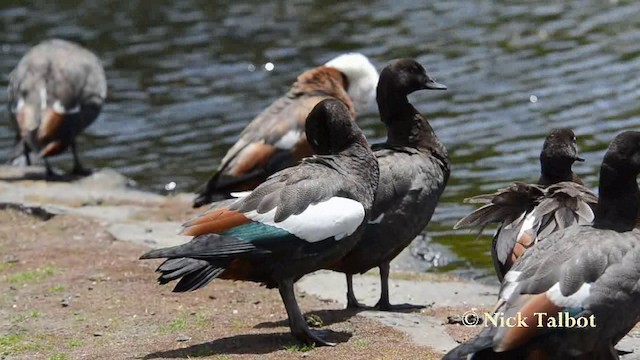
[
  {"xmin": 454, "ymin": 129, "xmax": 597, "ymax": 281},
  {"xmin": 192, "ymin": 53, "xmax": 379, "ymax": 207},
  {"xmin": 328, "ymin": 58, "xmax": 450, "ymax": 310},
  {"xmin": 8, "ymin": 39, "xmax": 107, "ymax": 176}
]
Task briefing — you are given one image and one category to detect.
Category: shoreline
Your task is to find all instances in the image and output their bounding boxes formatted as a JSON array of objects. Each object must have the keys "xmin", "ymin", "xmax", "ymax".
[{"xmin": 1, "ymin": 166, "xmax": 638, "ymax": 358}]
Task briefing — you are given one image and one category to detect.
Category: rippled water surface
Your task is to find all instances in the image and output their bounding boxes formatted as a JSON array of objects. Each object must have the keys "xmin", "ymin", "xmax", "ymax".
[{"xmin": 2, "ymin": 0, "xmax": 640, "ymax": 278}]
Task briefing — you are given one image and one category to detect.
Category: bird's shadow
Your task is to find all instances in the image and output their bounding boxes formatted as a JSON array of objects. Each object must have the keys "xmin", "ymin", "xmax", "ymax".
[
  {"xmin": 142, "ymin": 331, "xmax": 352, "ymax": 359},
  {"xmin": 254, "ymin": 308, "xmax": 362, "ymax": 329}
]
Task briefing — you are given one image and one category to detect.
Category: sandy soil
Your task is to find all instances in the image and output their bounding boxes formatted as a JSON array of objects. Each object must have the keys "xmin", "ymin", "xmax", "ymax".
[{"xmin": 0, "ymin": 209, "xmax": 444, "ymax": 360}]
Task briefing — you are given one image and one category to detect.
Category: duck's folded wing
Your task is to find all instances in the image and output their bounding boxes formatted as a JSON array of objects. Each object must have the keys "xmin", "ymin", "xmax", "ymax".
[
  {"xmin": 185, "ymin": 163, "xmax": 366, "ymax": 246},
  {"xmin": 454, "ymin": 182, "xmax": 544, "ymax": 229},
  {"xmin": 491, "ymin": 229, "xmax": 635, "ymax": 352},
  {"xmin": 204, "ymin": 95, "xmax": 327, "ymax": 195},
  {"xmin": 532, "ymin": 182, "xmax": 598, "ymax": 239}
]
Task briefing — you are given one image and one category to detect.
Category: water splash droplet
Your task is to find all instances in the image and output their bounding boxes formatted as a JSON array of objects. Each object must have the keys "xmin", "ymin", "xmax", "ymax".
[
  {"xmin": 529, "ymin": 95, "xmax": 538, "ymax": 103},
  {"xmin": 264, "ymin": 62, "xmax": 274, "ymax": 71}
]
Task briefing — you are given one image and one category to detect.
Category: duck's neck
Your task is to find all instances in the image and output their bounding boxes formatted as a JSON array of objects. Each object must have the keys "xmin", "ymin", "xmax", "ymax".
[
  {"xmin": 538, "ymin": 157, "xmax": 581, "ymax": 186},
  {"xmin": 593, "ymin": 163, "xmax": 639, "ymax": 232},
  {"xmin": 377, "ymin": 88, "xmax": 447, "ymax": 159}
]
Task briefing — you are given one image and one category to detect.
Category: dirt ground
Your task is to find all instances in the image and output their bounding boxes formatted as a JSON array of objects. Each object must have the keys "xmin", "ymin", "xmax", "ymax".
[{"xmin": 0, "ymin": 209, "xmax": 448, "ymax": 360}]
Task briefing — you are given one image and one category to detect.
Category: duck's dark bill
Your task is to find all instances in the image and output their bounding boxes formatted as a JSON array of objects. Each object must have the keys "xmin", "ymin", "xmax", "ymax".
[{"xmin": 424, "ymin": 78, "xmax": 447, "ymax": 90}]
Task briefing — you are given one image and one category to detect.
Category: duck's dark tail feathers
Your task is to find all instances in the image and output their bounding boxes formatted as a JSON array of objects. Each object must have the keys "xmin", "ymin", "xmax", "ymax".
[
  {"xmin": 156, "ymin": 258, "xmax": 226, "ymax": 292},
  {"xmin": 193, "ymin": 171, "xmax": 227, "ymax": 208},
  {"xmin": 443, "ymin": 330, "xmax": 494, "ymax": 360},
  {"xmin": 140, "ymin": 234, "xmax": 258, "ymax": 292}
]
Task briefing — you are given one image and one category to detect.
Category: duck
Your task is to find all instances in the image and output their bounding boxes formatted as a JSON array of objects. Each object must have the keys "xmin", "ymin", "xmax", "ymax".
[
  {"xmin": 141, "ymin": 99, "xmax": 379, "ymax": 346},
  {"xmin": 454, "ymin": 129, "xmax": 597, "ymax": 281},
  {"xmin": 444, "ymin": 130, "xmax": 640, "ymax": 359},
  {"xmin": 327, "ymin": 58, "xmax": 450, "ymax": 310},
  {"xmin": 7, "ymin": 39, "xmax": 107, "ymax": 176},
  {"xmin": 192, "ymin": 53, "xmax": 379, "ymax": 208}
]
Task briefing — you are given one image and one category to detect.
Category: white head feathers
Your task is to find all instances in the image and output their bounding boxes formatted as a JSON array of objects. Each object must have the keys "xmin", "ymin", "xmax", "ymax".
[{"xmin": 325, "ymin": 53, "xmax": 379, "ymax": 113}]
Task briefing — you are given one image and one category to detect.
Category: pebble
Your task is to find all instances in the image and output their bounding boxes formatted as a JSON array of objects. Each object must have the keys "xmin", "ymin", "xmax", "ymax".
[
  {"xmin": 175, "ymin": 336, "xmax": 191, "ymax": 342},
  {"xmin": 61, "ymin": 299, "xmax": 70, "ymax": 307},
  {"xmin": 93, "ymin": 332, "xmax": 103, "ymax": 337}
]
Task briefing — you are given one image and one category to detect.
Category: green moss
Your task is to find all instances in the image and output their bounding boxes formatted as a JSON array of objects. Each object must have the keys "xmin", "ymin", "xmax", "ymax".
[
  {"xmin": 283, "ymin": 343, "xmax": 315, "ymax": 352},
  {"xmin": 5, "ymin": 266, "xmax": 57, "ymax": 284},
  {"xmin": 0, "ymin": 333, "xmax": 43, "ymax": 356},
  {"xmin": 159, "ymin": 317, "xmax": 188, "ymax": 334},
  {"xmin": 48, "ymin": 353, "xmax": 68, "ymax": 360},
  {"xmin": 67, "ymin": 338, "xmax": 83, "ymax": 348},
  {"xmin": 0, "ymin": 262, "xmax": 15, "ymax": 272},
  {"xmin": 48, "ymin": 284, "xmax": 65, "ymax": 293},
  {"xmin": 353, "ymin": 338, "xmax": 369, "ymax": 348}
]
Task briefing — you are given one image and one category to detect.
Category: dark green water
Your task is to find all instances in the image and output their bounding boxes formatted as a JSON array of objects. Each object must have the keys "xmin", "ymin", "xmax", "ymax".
[{"xmin": 2, "ymin": 0, "xmax": 640, "ymax": 278}]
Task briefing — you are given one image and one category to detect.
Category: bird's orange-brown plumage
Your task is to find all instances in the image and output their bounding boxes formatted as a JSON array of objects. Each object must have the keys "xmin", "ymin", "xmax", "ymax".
[{"xmin": 181, "ymin": 209, "xmax": 251, "ymax": 237}]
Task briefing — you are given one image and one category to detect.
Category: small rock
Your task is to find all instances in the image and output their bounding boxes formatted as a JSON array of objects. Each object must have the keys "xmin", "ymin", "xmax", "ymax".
[
  {"xmin": 88, "ymin": 286, "xmax": 94, "ymax": 291},
  {"xmin": 61, "ymin": 299, "xmax": 70, "ymax": 307},
  {"xmin": 253, "ymin": 301, "xmax": 261, "ymax": 305},
  {"xmin": 9, "ymin": 286, "xmax": 16, "ymax": 291},
  {"xmin": 208, "ymin": 295, "xmax": 216, "ymax": 300},
  {"xmin": 175, "ymin": 336, "xmax": 191, "ymax": 342},
  {"xmin": 232, "ymin": 310, "xmax": 238, "ymax": 314},
  {"xmin": 93, "ymin": 332, "xmax": 103, "ymax": 337},
  {"xmin": 3, "ymin": 255, "xmax": 19, "ymax": 263}
]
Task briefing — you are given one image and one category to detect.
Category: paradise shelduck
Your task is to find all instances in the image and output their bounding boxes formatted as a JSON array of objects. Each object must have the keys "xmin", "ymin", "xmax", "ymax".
[
  {"xmin": 7, "ymin": 39, "xmax": 107, "ymax": 176},
  {"xmin": 327, "ymin": 58, "xmax": 450, "ymax": 310},
  {"xmin": 444, "ymin": 130, "xmax": 640, "ymax": 359},
  {"xmin": 455, "ymin": 129, "xmax": 597, "ymax": 281},
  {"xmin": 192, "ymin": 53, "xmax": 379, "ymax": 207},
  {"xmin": 141, "ymin": 99, "xmax": 379, "ymax": 346}
]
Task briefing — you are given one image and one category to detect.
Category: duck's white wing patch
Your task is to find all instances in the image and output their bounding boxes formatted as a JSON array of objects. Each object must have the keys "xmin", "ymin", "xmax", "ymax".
[
  {"xmin": 274, "ymin": 130, "xmax": 302, "ymax": 150},
  {"xmin": 368, "ymin": 213, "xmax": 384, "ymax": 224},
  {"xmin": 229, "ymin": 191, "xmax": 252, "ymax": 199},
  {"xmin": 11, "ymin": 98, "xmax": 25, "ymax": 113},
  {"xmin": 547, "ymin": 282, "xmax": 591, "ymax": 308},
  {"xmin": 516, "ymin": 211, "xmax": 538, "ymax": 241},
  {"xmin": 53, "ymin": 100, "xmax": 81, "ymax": 114},
  {"xmin": 245, "ymin": 197, "xmax": 365, "ymax": 242},
  {"xmin": 500, "ymin": 271, "xmax": 522, "ymax": 301},
  {"xmin": 39, "ymin": 87, "xmax": 47, "ymax": 110}
]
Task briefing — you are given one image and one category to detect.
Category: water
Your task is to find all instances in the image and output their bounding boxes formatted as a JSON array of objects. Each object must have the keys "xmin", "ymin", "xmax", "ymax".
[{"xmin": 2, "ymin": 0, "xmax": 640, "ymax": 278}]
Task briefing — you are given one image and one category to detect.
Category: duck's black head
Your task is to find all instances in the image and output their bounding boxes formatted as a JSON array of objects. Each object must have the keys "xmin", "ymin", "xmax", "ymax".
[
  {"xmin": 539, "ymin": 128, "xmax": 584, "ymax": 185},
  {"xmin": 305, "ymin": 99, "xmax": 366, "ymax": 155},
  {"xmin": 377, "ymin": 58, "xmax": 446, "ymax": 98},
  {"xmin": 594, "ymin": 131, "xmax": 640, "ymax": 232},
  {"xmin": 601, "ymin": 131, "xmax": 640, "ymax": 177}
]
